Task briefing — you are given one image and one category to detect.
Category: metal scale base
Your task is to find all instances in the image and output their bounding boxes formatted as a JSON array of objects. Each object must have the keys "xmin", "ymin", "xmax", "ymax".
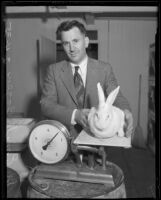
[
  {"xmin": 33, "ymin": 160, "xmax": 114, "ymax": 186},
  {"xmin": 28, "ymin": 159, "xmax": 126, "ymax": 198}
]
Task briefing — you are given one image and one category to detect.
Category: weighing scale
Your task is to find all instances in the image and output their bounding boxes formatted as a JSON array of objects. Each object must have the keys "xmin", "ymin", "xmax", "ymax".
[{"xmin": 28, "ymin": 120, "xmax": 131, "ymax": 198}]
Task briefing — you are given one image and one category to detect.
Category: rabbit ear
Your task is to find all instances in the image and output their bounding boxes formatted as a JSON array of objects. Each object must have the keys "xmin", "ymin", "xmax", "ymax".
[
  {"xmin": 106, "ymin": 86, "xmax": 120, "ymax": 105},
  {"xmin": 97, "ymin": 82, "xmax": 105, "ymax": 108}
]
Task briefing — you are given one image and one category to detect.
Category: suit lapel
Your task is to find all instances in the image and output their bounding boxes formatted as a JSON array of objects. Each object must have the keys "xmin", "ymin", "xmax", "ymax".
[{"xmin": 60, "ymin": 62, "xmax": 78, "ymax": 105}]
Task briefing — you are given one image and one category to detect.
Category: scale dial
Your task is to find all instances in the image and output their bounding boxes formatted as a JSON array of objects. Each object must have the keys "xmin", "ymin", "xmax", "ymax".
[{"xmin": 29, "ymin": 120, "xmax": 71, "ymax": 164}]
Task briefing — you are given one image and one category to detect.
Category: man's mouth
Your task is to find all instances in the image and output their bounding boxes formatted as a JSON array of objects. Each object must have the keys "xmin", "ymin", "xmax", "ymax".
[{"xmin": 70, "ymin": 53, "xmax": 77, "ymax": 57}]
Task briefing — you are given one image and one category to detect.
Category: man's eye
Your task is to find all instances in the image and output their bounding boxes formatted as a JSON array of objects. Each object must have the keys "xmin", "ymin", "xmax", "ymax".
[{"xmin": 73, "ymin": 39, "xmax": 79, "ymax": 43}]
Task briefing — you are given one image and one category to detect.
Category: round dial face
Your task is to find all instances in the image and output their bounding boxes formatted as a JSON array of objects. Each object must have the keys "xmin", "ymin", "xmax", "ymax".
[{"xmin": 29, "ymin": 124, "xmax": 68, "ymax": 164}]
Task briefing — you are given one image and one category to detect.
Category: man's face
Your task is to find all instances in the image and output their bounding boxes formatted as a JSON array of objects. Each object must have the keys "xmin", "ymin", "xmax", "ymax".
[{"xmin": 61, "ymin": 27, "xmax": 89, "ymax": 64}]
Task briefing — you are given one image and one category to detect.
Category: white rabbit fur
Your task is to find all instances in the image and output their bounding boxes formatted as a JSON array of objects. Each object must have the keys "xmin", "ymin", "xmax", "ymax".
[{"xmin": 88, "ymin": 82, "xmax": 125, "ymax": 138}]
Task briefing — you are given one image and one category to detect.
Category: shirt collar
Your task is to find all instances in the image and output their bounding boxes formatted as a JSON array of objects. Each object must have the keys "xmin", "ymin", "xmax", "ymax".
[{"xmin": 70, "ymin": 55, "xmax": 88, "ymax": 73}]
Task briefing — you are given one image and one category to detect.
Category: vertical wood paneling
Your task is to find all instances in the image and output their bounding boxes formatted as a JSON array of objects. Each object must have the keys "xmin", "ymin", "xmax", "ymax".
[{"xmin": 108, "ymin": 20, "xmax": 157, "ymax": 141}]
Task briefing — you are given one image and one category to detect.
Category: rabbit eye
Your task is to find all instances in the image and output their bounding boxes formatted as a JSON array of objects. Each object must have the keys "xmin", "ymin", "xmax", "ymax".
[{"xmin": 106, "ymin": 115, "xmax": 109, "ymax": 120}]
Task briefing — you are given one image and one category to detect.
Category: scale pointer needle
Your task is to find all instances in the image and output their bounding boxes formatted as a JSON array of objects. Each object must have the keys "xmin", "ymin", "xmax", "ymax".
[{"xmin": 42, "ymin": 131, "xmax": 60, "ymax": 150}]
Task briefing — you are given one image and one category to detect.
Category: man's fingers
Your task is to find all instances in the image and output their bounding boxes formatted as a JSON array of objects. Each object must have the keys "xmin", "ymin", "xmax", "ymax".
[
  {"xmin": 83, "ymin": 109, "xmax": 90, "ymax": 117},
  {"xmin": 123, "ymin": 110, "xmax": 133, "ymax": 137},
  {"xmin": 81, "ymin": 120, "xmax": 87, "ymax": 128},
  {"xmin": 80, "ymin": 115, "xmax": 88, "ymax": 128},
  {"xmin": 124, "ymin": 120, "xmax": 133, "ymax": 137},
  {"xmin": 125, "ymin": 125, "xmax": 133, "ymax": 137}
]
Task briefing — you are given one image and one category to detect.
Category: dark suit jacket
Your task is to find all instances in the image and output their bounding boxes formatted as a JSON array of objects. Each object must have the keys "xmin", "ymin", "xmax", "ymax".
[{"xmin": 40, "ymin": 57, "xmax": 131, "ymax": 137}]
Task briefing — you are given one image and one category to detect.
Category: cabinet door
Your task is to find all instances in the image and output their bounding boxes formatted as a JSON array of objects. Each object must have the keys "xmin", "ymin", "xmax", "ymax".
[{"xmin": 37, "ymin": 36, "xmax": 56, "ymax": 97}]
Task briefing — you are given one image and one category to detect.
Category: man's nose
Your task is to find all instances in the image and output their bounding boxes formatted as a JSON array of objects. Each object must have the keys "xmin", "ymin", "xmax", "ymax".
[{"xmin": 69, "ymin": 43, "xmax": 74, "ymax": 51}]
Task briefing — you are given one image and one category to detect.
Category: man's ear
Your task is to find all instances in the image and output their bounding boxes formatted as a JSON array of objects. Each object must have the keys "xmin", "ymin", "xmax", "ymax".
[{"xmin": 85, "ymin": 36, "xmax": 89, "ymax": 48}]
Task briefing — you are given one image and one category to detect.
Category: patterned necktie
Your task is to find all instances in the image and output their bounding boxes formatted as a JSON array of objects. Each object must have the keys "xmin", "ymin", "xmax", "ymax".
[{"xmin": 74, "ymin": 66, "xmax": 85, "ymax": 108}]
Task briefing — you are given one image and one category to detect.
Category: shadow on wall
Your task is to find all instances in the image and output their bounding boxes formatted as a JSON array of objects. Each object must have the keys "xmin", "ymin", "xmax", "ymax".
[
  {"xmin": 25, "ymin": 38, "xmax": 56, "ymax": 121},
  {"xmin": 24, "ymin": 38, "xmax": 44, "ymax": 121}
]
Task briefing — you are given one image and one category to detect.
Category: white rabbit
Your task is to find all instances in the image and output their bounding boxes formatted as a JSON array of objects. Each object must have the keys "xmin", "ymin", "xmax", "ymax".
[{"xmin": 88, "ymin": 82, "xmax": 125, "ymax": 138}]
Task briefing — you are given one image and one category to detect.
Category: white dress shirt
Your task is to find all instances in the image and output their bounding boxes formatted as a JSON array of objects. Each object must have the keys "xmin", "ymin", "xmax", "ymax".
[{"xmin": 70, "ymin": 55, "xmax": 88, "ymax": 125}]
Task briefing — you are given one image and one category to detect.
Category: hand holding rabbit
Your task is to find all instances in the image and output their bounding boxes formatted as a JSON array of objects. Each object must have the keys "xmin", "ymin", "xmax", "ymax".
[
  {"xmin": 123, "ymin": 109, "xmax": 133, "ymax": 137},
  {"xmin": 75, "ymin": 109, "xmax": 90, "ymax": 129}
]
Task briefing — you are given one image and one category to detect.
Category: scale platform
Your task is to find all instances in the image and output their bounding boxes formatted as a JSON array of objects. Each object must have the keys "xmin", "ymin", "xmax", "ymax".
[{"xmin": 74, "ymin": 129, "xmax": 131, "ymax": 148}]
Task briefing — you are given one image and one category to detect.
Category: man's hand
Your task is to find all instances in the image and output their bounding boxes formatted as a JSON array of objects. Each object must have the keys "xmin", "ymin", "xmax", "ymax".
[
  {"xmin": 123, "ymin": 109, "xmax": 133, "ymax": 137},
  {"xmin": 75, "ymin": 109, "xmax": 90, "ymax": 128}
]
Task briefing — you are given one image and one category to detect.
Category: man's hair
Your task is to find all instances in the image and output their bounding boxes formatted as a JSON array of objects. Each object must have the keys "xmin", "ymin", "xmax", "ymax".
[{"xmin": 56, "ymin": 20, "xmax": 87, "ymax": 39}]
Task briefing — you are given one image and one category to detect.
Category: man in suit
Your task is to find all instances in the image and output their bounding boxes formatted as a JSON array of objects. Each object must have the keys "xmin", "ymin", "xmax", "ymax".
[{"xmin": 40, "ymin": 20, "xmax": 133, "ymax": 139}]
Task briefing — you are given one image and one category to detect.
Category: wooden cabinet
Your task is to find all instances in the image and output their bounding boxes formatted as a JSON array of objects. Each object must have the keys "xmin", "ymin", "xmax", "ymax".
[{"xmin": 147, "ymin": 43, "xmax": 155, "ymax": 154}]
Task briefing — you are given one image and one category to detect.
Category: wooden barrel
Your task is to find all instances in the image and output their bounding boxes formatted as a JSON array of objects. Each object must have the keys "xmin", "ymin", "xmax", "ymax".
[
  {"xmin": 27, "ymin": 162, "xmax": 126, "ymax": 198},
  {"xmin": 7, "ymin": 167, "xmax": 22, "ymax": 198}
]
